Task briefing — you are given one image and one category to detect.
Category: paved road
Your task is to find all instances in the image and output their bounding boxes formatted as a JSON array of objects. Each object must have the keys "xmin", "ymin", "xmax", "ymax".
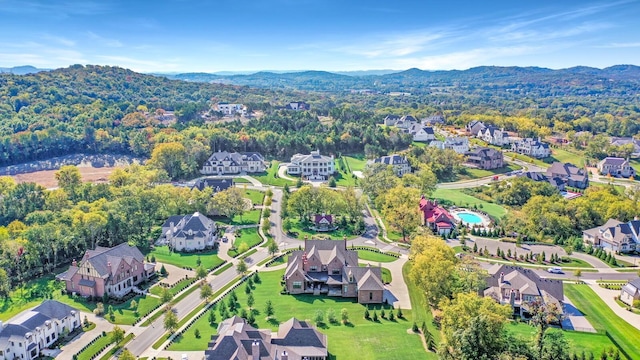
[{"xmin": 127, "ymin": 249, "xmax": 271, "ymax": 357}]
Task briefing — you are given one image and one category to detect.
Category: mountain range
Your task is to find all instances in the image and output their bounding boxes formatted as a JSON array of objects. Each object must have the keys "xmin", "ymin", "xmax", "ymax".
[{"xmin": 0, "ymin": 65, "xmax": 49, "ymax": 75}]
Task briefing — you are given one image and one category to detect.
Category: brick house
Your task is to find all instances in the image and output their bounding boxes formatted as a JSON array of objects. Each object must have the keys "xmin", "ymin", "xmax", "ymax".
[
  {"xmin": 57, "ymin": 243, "xmax": 155, "ymax": 298},
  {"xmin": 419, "ymin": 196, "xmax": 455, "ymax": 235},
  {"xmin": 284, "ymin": 239, "xmax": 385, "ymax": 304}
]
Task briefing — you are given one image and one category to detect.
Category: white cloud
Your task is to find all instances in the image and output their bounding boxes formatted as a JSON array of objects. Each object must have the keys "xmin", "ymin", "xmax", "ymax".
[
  {"xmin": 88, "ymin": 32, "xmax": 123, "ymax": 47},
  {"xmin": 41, "ymin": 34, "xmax": 76, "ymax": 47},
  {"xmin": 394, "ymin": 45, "xmax": 542, "ymax": 70}
]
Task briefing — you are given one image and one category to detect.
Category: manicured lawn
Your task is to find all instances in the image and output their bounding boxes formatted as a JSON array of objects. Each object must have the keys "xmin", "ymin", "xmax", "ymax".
[
  {"xmin": 356, "ymin": 250, "xmax": 398, "ymax": 263},
  {"xmin": 630, "ymin": 159, "xmax": 640, "ymax": 173},
  {"xmin": 150, "ymin": 278, "xmax": 194, "ymax": 296},
  {"xmin": 227, "ymin": 228, "xmax": 262, "ymax": 257},
  {"xmin": 505, "ymin": 153, "xmax": 549, "ymax": 168},
  {"xmin": 287, "ymin": 217, "xmax": 360, "ymax": 240},
  {"xmin": 589, "ymin": 182, "xmax": 627, "ymax": 195},
  {"xmin": 76, "ymin": 332, "xmax": 113, "ymax": 360},
  {"xmin": 216, "ymin": 209, "xmax": 262, "ymax": 226},
  {"xmin": 148, "ymin": 246, "xmax": 224, "ymax": 270},
  {"xmin": 411, "ymin": 141, "xmax": 428, "ymax": 148},
  {"xmin": 242, "ymin": 189, "xmax": 265, "ymax": 205},
  {"xmin": 558, "ymin": 257, "xmax": 594, "ymax": 268},
  {"xmin": 101, "ymin": 295, "xmax": 162, "ymax": 325},
  {"xmin": 265, "ymin": 254, "xmax": 289, "ymax": 267},
  {"xmin": 565, "ymin": 284, "xmax": 640, "ymax": 359},
  {"xmin": 459, "ymin": 163, "xmax": 521, "ymax": 180},
  {"xmin": 505, "ymin": 322, "xmax": 617, "ymax": 357},
  {"xmin": 334, "ymin": 168, "xmax": 359, "ymax": 187},
  {"xmin": 403, "ymin": 261, "xmax": 441, "ymax": 351},
  {"xmin": 250, "ymin": 161, "xmax": 295, "ymax": 187},
  {"xmin": 343, "ymin": 155, "xmax": 367, "ymax": 171},
  {"xmin": 432, "ymin": 188, "xmax": 508, "ymax": 219},
  {"xmin": 168, "ymin": 270, "xmax": 431, "ymax": 359},
  {"xmin": 546, "ymin": 148, "xmax": 587, "ymax": 167}
]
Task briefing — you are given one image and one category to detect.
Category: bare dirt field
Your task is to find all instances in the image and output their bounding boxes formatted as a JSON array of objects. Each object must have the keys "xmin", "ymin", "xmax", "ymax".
[{"xmin": 12, "ymin": 166, "xmax": 121, "ymax": 188}]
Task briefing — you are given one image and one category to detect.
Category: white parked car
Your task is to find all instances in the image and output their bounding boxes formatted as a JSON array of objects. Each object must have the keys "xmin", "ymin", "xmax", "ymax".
[{"xmin": 547, "ymin": 267, "xmax": 563, "ymax": 274}]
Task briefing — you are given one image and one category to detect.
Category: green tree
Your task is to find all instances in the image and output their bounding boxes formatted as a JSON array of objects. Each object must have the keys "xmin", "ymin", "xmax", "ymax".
[
  {"xmin": 573, "ymin": 269, "xmax": 582, "ymax": 283},
  {"xmin": 541, "ymin": 331, "xmax": 570, "ymax": 360},
  {"xmin": 164, "ymin": 307, "xmax": 179, "ymax": 332},
  {"xmin": 148, "ymin": 142, "xmax": 189, "ymax": 180},
  {"xmin": 208, "ymin": 309, "xmax": 217, "ymax": 325},
  {"xmin": 236, "ymin": 258, "xmax": 248, "ymax": 275},
  {"xmin": 196, "ymin": 266, "xmax": 207, "ymax": 279},
  {"xmin": 200, "ymin": 280, "xmax": 213, "ymax": 299},
  {"xmin": 160, "ymin": 287, "xmax": 172, "ymax": 303},
  {"xmin": 409, "ymin": 235, "xmax": 458, "ymax": 304},
  {"xmin": 55, "ymin": 165, "xmax": 82, "ymax": 199},
  {"xmin": 265, "ymin": 300, "xmax": 274, "ymax": 318},
  {"xmin": 314, "ymin": 309, "xmax": 325, "ymax": 325},
  {"xmin": 0, "ymin": 268, "xmax": 11, "ymax": 299},
  {"xmin": 380, "ymin": 185, "xmax": 421, "ymax": 242},
  {"xmin": 268, "ymin": 240, "xmax": 279, "ymax": 256},
  {"xmin": 208, "ymin": 187, "xmax": 247, "ymax": 222},
  {"xmin": 530, "ymin": 300, "xmax": 563, "ymax": 360},
  {"xmin": 341, "ymin": 308, "xmax": 349, "ymax": 324},
  {"xmin": 247, "ymin": 293, "xmax": 255, "ymax": 309},
  {"xmin": 111, "ymin": 325, "xmax": 125, "ymax": 344},
  {"xmin": 119, "ymin": 349, "xmax": 136, "ymax": 360}
]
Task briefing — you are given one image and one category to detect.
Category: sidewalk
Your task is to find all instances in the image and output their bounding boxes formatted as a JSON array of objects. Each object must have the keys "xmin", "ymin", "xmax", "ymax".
[
  {"xmin": 583, "ymin": 279, "xmax": 640, "ymax": 331},
  {"xmin": 57, "ymin": 312, "xmax": 124, "ymax": 359}
]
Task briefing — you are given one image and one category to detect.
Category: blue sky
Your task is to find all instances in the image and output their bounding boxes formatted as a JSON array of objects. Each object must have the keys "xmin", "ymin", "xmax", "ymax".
[{"xmin": 0, "ymin": 0, "xmax": 639, "ymax": 72}]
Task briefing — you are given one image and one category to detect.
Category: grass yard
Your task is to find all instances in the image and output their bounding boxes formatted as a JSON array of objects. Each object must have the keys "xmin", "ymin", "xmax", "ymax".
[
  {"xmin": 228, "ymin": 228, "xmax": 262, "ymax": 257},
  {"xmin": 168, "ymin": 270, "xmax": 432, "ymax": 359},
  {"xmin": 150, "ymin": 278, "xmax": 194, "ymax": 297},
  {"xmin": 76, "ymin": 332, "xmax": 114, "ymax": 360},
  {"xmin": 630, "ymin": 159, "xmax": 640, "ymax": 173},
  {"xmin": 343, "ymin": 155, "xmax": 367, "ymax": 172},
  {"xmin": 232, "ymin": 177, "xmax": 251, "ymax": 183},
  {"xmin": 411, "ymin": 141, "xmax": 428, "ymax": 148},
  {"xmin": 459, "ymin": 163, "xmax": 521, "ymax": 180},
  {"xmin": 589, "ymin": 182, "xmax": 627, "ymax": 195},
  {"xmin": 148, "ymin": 246, "xmax": 224, "ymax": 270},
  {"xmin": 242, "ymin": 189, "xmax": 265, "ymax": 205},
  {"xmin": 558, "ymin": 257, "xmax": 595, "ymax": 268},
  {"xmin": 505, "ymin": 153, "xmax": 549, "ymax": 168},
  {"xmin": 286, "ymin": 217, "xmax": 360, "ymax": 240},
  {"xmin": 505, "ymin": 322, "xmax": 617, "ymax": 357},
  {"xmin": 356, "ymin": 250, "xmax": 398, "ymax": 263},
  {"xmin": 546, "ymin": 148, "xmax": 587, "ymax": 167},
  {"xmin": 432, "ymin": 188, "xmax": 508, "ymax": 219},
  {"xmin": 334, "ymin": 169, "xmax": 359, "ymax": 187},
  {"xmin": 250, "ymin": 161, "xmax": 295, "ymax": 187},
  {"xmin": 565, "ymin": 284, "xmax": 640, "ymax": 359},
  {"xmin": 403, "ymin": 262, "xmax": 441, "ymax": 353}
]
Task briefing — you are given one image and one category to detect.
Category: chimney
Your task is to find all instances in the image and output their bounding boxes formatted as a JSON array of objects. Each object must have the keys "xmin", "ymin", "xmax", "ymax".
[
  {"xmin": 499, "ymin": 272, "xmax": 504, "ymax": 283},
  {"xmin": 281, "ymin": 351, "xmax": 288, "ymax": 360},
  {"xmin": 107, "ymin": 262, "xmax": 111, "ymax": 272},
  {"xmin": 343, "ymin": 235, "xmax": 347, "ymax": 251},
  {"xmin": 510, "ymin": 290, "xmax": 516, "ymax": 307},
  {"xmin": 72, "ymin": 259, "xmax": 77, "ymax": 267},
  {"xmin": 252, "ymin": 340, "xmax": 260, "ymax": 360}
]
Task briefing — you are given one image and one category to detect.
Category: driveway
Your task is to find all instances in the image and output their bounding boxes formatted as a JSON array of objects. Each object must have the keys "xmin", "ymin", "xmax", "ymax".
[
  {"xmin": 157, "ymin": 262, "xmax": 194, "ymax": 286},
  {"xmin": 562, "ymin": 298, "xmax": 596, "ymax": 332},
  {"xmin": 583, "ymin": 280, "xmax": 640, "ymax": 331}
]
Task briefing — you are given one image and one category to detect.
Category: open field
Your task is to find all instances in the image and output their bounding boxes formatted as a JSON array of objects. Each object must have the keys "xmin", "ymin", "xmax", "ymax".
[
  {"xmin": 12, "ymin": 166, "xmax": 121, "ymax": 188},
  {"xmin": 148, "ymin": 246, "xmax": 224, "ymax": 270},
  {"xmin": 565, "ymin": 284, "xmax": 640, "ymax": 359},
  {"xmin": 168, "ymin": 270, "xmax": 431, "ymax": 359},
  {"xmin": 432, "ymin": 188, "xmax": 508, "ymax": 219}
]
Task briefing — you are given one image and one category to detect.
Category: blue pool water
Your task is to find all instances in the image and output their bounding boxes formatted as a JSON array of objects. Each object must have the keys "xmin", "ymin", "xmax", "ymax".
[{"xmin": 457, "ymin": 212, "xmax": 483, "ymax": 224}]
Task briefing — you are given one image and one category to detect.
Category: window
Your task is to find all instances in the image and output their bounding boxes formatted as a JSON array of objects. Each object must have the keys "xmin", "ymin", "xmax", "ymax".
[
  {"xmin": 332, "ymin": 270, "xmax": 340, "ymax": 275},
  {"xmin": 309, "ymin": 266, "xmax": 318, "ymax": 271},
  {"xmin": 369, "ymin": 292, "xmax": 373, "ymax": 300},
  {"xmin": 292, "ymin": 281, "xmax": 302, "ymax": 289},
  {"xmin": 343, "ymin": 285, "xmax": 348, "ymax": 293}
]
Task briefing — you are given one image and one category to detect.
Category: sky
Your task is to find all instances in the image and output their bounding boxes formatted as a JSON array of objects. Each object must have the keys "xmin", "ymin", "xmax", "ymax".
[{"xmin": 0, "ymin": 0, "xmax": 639, "ymax": 73}]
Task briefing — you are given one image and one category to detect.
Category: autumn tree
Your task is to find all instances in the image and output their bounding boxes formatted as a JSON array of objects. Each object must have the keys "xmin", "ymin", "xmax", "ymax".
[
  {"xmin": 380, "ymin": 185, "xmax": 421, "ymax": 242},
  {"xmin": 402, "ymin": 164, "xmax": 437, "ymax": 197},
  {"xmin": 208, "ymin": 187, "xmax": 247, "ymax": 221},
  {"xmin": 409, "ymin": 235, "xmax": 457, "ymax": 304},
  {"xmin": 360, "ymin": 163, "xmax": 400, "ymax": 202},
  {"xmin": 148, "ymin": 142, "xmax": 188, "ymax": 180}
]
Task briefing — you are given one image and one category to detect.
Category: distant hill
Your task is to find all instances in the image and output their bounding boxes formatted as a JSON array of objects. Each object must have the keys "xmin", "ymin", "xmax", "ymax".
[
  {"xmin": 165, "ymin": 65, "xmax": 640, "ymax": 93},
  {"xmin": 0, "ymin": 65, "xmax": 49, "ymax": 75}
]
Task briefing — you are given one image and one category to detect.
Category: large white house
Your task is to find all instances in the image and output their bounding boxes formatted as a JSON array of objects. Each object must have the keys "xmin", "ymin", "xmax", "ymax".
[
  {"xmin": 408, "ymin": 124, "xmax": 436, "ymax": 142},
  {"xmin": 216, "ymin": 103, "xmax": 247, "ymax": 116},
  {"xmin": 478, "ymin": 126, "xmax": 508, "ymax": 146},
  {"xmin": 159, "ymin": 212, "xmax": 218, "ymax": 252},
  {"xmin": 0, "ymin": 300, "xmax": 81, "ymax": 360},
  {"xmin": 431, "ymin": 137, "xmax": 470, "ymax": 154},
  {"xmin": 511, "ymin": 138, "xmax": 550, "ymax": 158},
  {"xmin": 372, "ymin": 154, "xmax": 411, "ymax": 176},
  {"xmin": 200, "ymin": 151, "xmax": 266, "ymax": 175},
  {"xmin": 287, "ymin": 150, "xmax": 336, "ymax": 180}
]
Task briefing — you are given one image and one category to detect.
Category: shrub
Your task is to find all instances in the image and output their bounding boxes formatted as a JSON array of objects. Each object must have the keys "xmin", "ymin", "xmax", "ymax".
[
  {"xmin": 364, "ymin": 308, "xmax": 370, "ymax": 320},
  {"xmin": 380, "ymin": 309, "xmax": 386, "ymax": 318},
  {"xmin": 327, "ymin": 308, "xmax": 337, "ymax": 324},
  {"xmin": 341, "ymin": 308, "xmax": 349, "ymax": 324},
  {"xmin": 194, "ymin": 328, "xmax": 200, "ymax": 338},
  {"xmin": 388, "ymin": 311, "xmax": 395, "ymax": 321},
  {"xmin": 372, "ymin": 311, "xmax": 378, "ymax": 322},
  {"xmin": 397, "ymin": 307, "xmax": 403, "ymax": 319},
  {"xmin": 412, "ymin": 322, "xmax": 419, "ymax": 332}
]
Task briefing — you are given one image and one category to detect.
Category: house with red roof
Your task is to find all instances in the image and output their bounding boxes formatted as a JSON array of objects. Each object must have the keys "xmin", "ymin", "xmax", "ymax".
[{"xmin": 419, "ymin": 196, "xmax": 455, "ymax": 235}]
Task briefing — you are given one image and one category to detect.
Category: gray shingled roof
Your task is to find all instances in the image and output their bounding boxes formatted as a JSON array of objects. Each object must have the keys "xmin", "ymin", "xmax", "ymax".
[
  {"xmin": 485, "ymin": 265, "xmax": 563, "ymax": 304},
  {"xmin": 600, "ymin": 157, "xmax": 628, "ymax": 166},
  {"xmin": 192, "ymin": 178, "xmax": 234, "ymax": 192},
  {"xmin": 84, "ymin": 243, "xmax": 144, "ymax": 278},
  {"xmin": 373, "ymin": 154, "xmax": 408, "ymax": 166}
]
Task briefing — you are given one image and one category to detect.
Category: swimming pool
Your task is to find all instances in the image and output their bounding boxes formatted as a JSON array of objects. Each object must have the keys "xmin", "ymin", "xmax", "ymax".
[{"xmin": 456, "ymin": 212, "xmax": 483, "ymax": 224}]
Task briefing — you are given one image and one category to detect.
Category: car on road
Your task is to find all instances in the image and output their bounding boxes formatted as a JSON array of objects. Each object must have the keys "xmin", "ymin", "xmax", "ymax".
[{"xmin": 547, "ymin": 267, "xmax": 563, "ymax": 274}]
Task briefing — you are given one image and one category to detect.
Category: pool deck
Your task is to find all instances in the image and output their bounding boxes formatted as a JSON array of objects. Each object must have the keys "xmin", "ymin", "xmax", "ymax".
[{"xmin": 450, "ymin": 208, "xmax": 492, "ymax": 228}]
